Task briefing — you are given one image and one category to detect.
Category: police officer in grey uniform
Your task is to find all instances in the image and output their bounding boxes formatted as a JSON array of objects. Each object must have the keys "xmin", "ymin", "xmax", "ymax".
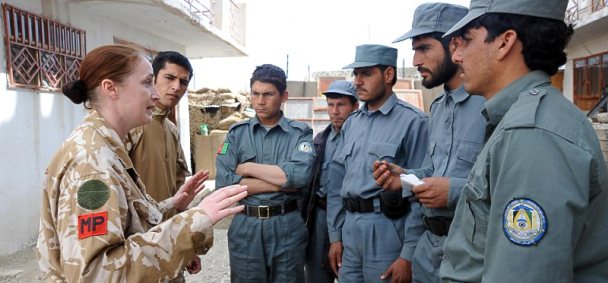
[
  {"xmin": 327, "ymin": 44, "xmax": 429, "ymax": 282},
  {"xmin": 215, "ymin": 64, "xmax": 315, "ymax": 283},
  {"xmin": 439, "ymin": 0, "xmax": 608, "ymax": 281},
  {"xmin": 302, "ymin": 80, "xmax": 359, "ymax": 283},
  {"xmin": 373, "ymin": 3, "xmax": 486, "ymax": 283}
]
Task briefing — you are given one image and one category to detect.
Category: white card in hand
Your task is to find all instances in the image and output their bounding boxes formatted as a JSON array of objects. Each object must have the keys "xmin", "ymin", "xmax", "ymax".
[{"xmin": 400, "ymin": 174, "xmax": 424, "ymax": 186}]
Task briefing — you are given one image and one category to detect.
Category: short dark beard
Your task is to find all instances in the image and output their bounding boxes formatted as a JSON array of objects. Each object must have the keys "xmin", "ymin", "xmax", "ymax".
[{"xmin": 421, "ymin": 50, "xmax": 459, "ymax": 89}]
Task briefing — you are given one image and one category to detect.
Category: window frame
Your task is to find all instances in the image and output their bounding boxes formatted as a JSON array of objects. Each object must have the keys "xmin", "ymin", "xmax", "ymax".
[
  {"xmin": 573, "ymin": 51, "xmax": 608, "ymax": 111},
  {"xmin": 2, "ymin": 3, "xmax": 86, "ymax": 91}
]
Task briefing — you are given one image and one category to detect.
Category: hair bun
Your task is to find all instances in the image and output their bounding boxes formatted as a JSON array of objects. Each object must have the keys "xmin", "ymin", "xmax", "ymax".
[{"xmin": 62, "ymin": 80, "xmax": 88, "ymax": 104}]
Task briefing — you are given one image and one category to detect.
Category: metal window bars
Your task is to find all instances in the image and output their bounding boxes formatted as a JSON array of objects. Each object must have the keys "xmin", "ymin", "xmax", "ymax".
[{"xmin": 2, "ymin": 3, "xmax": 85, "ymax": 91}]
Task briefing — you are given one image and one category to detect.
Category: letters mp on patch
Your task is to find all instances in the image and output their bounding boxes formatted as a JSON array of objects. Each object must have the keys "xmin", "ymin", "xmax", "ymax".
[
  {"xmin": 503, "ymin": 198, "xmax": 547, "ymax": 246},
  {"xmin": 78, "ymin": 211, "xmax": 108, "ymax": 239}
]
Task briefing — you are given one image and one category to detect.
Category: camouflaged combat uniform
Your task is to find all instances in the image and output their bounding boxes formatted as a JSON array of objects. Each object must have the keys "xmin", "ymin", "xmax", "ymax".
[
  {"xmin": 37, "ymin": 110, "xmax": 214, "ymax": 282},
  {"xmin": 127, "ymin": 106, "xmax": 191, "ymax": 218}
]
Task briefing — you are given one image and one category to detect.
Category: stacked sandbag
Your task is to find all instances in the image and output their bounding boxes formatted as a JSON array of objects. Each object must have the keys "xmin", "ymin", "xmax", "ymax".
[
  {"xmin": 591, "ymin": 113, "xmax": 608, "ymax": 166},
  {"xmin": 188, "ymin": 87, "xmax": 252, "ymax": 153}
]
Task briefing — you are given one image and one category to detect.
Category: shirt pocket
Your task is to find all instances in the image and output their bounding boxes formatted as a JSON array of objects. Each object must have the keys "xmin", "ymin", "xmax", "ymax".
[
  {"xmin": 334, "ymin": 142, "xmax": 354, "ymax": 165},
  {"xmin": 463, "ymin": 171, "xmax": 490, "ymax": 253},
  {"xmin": 132, "ymin": 198, "xmax": 163, "ymax": 227},
  {"xmin": 237, "ymin": 147, "xmax": 257, "ymax": 163},
  {"xmin": 453, "ymin": 141, "xmax": 482, "ymax": 177},
  {"xmin": 368, "ymin": 141, "xmax": 399, "ymax": 164}
]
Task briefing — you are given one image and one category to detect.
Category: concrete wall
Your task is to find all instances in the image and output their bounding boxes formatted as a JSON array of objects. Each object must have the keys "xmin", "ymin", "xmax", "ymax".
[
  {"xmin": 0, "ymin": 0, "xmax": 192, "ymax": 256},
  {"xmin": 287, "ymin": 81, "xmax": 318, "ymax": 97}
]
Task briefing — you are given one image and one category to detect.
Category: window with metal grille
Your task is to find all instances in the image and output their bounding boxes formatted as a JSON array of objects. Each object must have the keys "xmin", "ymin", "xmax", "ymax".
[{"xmin": 2, "ymin": 3, "xmax": 85, "ymax": 91}]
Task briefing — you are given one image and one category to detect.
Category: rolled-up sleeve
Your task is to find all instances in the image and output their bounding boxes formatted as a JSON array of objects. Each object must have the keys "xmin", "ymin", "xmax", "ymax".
[
  {"xmin": 215, "ymin": 130, "xmax": 243, "ymax": 188},
  {"xmin": 277, "ymin": 127, "xmax": 314, "ymax": 190}
]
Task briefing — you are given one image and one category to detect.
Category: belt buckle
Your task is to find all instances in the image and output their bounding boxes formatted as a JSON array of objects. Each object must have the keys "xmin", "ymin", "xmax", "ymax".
[{"xmin": 257, "ymin": 206, "xmax": 270, "ymax": 219}]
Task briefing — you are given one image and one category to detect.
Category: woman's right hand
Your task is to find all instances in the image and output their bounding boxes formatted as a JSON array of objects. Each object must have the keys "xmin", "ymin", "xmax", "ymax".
[{"xmin": 197, "ymin": 185, "xmax": 247, "ymax": 224}]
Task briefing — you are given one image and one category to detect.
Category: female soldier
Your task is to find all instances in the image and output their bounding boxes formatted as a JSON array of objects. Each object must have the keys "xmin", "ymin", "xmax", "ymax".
[{"xmin": 36, "ymin": 45, "xmax": 247, "ymax": 282}]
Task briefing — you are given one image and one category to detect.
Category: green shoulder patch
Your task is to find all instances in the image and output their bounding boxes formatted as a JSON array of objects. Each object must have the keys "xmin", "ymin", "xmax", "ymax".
[
  {"xmin": 77, "ymin": 179, "xmax": 110, "ymax": 210},
  {"xmin": 217, "ymin": 143, "xmax": 230, "ymax": 155}
]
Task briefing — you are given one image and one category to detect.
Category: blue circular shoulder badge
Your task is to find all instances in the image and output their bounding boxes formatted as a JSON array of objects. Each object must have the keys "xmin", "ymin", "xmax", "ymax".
[{"xmin": 503, "ymin": 198, "xmax": 547, "ymax": 246}]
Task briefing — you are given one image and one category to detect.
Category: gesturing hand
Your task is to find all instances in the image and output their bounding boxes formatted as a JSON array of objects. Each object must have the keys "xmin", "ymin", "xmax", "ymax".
[
  {"xmin": 197, "ymin": 185, "xmax": 247, "ymax": 224},
  {"xmin": 172, "ymin": 170, "xmax": 209, "ymax": 211}
]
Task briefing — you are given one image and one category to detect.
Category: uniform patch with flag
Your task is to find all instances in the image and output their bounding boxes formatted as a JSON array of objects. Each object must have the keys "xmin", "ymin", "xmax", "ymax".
[
  {"xmin": 217, "ymin": 143, "xmax": 230, "ymax": 155},
  {"xmin": 78, "ymin": 211, "xmax": 108, "ymax": 239},
  {"xmin": 503, "ymin": 198, "xmax": 547, "ymax": 246}
]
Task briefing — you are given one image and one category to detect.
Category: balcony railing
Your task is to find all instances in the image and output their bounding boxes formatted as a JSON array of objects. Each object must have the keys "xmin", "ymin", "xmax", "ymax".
[
  {"xmin": 566, "ymin": 0, "xmax": 608, "ymax": 24},
  {"xmin": 178, "ymin": 0, "xmax": 245, "ymax": 46},
  {"xmin": 180, "ymin": 0, "xmax": 215, "ymax": 25}
]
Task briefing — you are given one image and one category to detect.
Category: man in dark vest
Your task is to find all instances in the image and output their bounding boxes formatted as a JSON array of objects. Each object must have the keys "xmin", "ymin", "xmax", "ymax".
[{"xmin": 302, "ymin": 80, "xmax": 358, "ymax": 283}]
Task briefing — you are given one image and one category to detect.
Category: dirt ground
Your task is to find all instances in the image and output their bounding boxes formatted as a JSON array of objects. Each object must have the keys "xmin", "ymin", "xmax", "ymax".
[{"xmin": 0, "ymin": 215, "xmax": 233, "ymax": 283}]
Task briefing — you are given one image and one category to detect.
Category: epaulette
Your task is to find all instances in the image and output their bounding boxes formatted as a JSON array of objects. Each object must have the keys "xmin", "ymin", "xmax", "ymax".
[
  {"xmin": 502, "ymin": 87, "xmax": 547, "ymax": 129},
  {"xmin": 395, "ymin": 99, "xmax": 427, "ymax": 118},
  {"xmin": 228, "ymin": 120, "xmax": 250, "ymax": 131},
  {"xmin": 289, "ymin": 120, "xmax": 312, "ymax": 131}
]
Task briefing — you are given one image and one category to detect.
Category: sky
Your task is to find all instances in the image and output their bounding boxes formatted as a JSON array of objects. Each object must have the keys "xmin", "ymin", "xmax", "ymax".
[{"xmin": 190, "ymin": 0, "xmax": 469, "ymax": 92}]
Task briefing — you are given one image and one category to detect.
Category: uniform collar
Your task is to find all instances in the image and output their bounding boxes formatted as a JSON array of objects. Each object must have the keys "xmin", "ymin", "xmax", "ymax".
[
  {"xmin": 85, "ymin": 110, "xmax": 134, "ymax": 169},
  {"xmin": 328, "ymin": 126, "xmax": 340, "ymax": 141},
  {"xmin": 153, "ymin": 104, "xmax": 171, "ymax": 121},
  {"xmin": 434, "ymin": 85, "xmax": 468, "ymax": 105},
  {"xmin": 449, "ymin": 85, "xmax": 469, "ymax": 104},
  {"xmin": 482, "ymin": 70, "xmax": 550, "ymax": 126},
  {"xmin": 363, "ymin": 93, "xmax": 398, "ymax": 115},
  {"xmin": 251, "ymin": 112, "xmax": 290, "ymax": 133}
]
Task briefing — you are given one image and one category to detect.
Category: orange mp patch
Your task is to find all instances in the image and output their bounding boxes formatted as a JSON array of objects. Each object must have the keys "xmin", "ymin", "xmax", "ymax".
[{"xmin": 78, "ymin": 211, "xmax": 108, "ymax": 239}]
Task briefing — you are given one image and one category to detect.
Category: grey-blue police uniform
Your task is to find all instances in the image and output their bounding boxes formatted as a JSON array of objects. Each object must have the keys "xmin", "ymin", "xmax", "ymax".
[
  {"xmin": 216, "ymin": 114, "xmax": 314, "ymax": 283},
  {"xmin": 404, "ymin": 85, "xmax": 485, "ymax": 283},
  {"xmin": 302, "ymin": 124, "xmax": 339, "ymax": 283},
  {"xmin": 440, "ymin": 71, "xmax": 608, "ymax": 282},
  {"xmin": 327, "ymin": 94, "xmax": 429, "ymax": 282}
]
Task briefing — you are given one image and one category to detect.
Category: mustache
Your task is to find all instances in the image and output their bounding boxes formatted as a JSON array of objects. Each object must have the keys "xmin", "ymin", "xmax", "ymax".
[{"xmin": 417, "ymin": 66, "xmax": 432, "ymax": 74}]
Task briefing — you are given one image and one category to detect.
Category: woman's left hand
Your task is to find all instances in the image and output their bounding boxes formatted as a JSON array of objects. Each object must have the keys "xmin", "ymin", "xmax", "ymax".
[{"xmin": 172, "ymin": 170, "xmax": 209, "ymax": 211}]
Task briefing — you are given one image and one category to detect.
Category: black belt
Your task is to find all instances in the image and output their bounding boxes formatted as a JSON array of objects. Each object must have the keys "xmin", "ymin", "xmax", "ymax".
[
  {"xmin": 423, "ymin": 216, "xmax": 452, "ymax": 236},
  {"xmin": 315, "ymin": 196, "xmax": 327, "ymax": 210},
  {"xmin": 241, "ymin": 200, "xmax": 298, "ymax": 219},
  {"xmin": 343, "ymin": 197, "xmax": 375, "ymax": 213}
]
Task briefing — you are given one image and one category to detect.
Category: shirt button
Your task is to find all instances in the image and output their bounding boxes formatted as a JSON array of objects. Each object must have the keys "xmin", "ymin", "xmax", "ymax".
[{"xmin": 529, "ymin": 89, "xmax": 539, "ymax": 96}]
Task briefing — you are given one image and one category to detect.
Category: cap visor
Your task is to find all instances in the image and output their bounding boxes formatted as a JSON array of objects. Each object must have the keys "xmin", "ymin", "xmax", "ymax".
[
  {"xmin": 343, "ymin": 61, "xmax": 378, "ymax": 69},
  {"xmin": 443, "ymin": 10, "xmax": 484, "ymax": 37},
  {"xmin": 393, "ymin": 27, "xmax": 437, "ymax": 43},
  {"xmin": 323, "ymin": 89, "xmax": 352, "ymax": 96}
]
